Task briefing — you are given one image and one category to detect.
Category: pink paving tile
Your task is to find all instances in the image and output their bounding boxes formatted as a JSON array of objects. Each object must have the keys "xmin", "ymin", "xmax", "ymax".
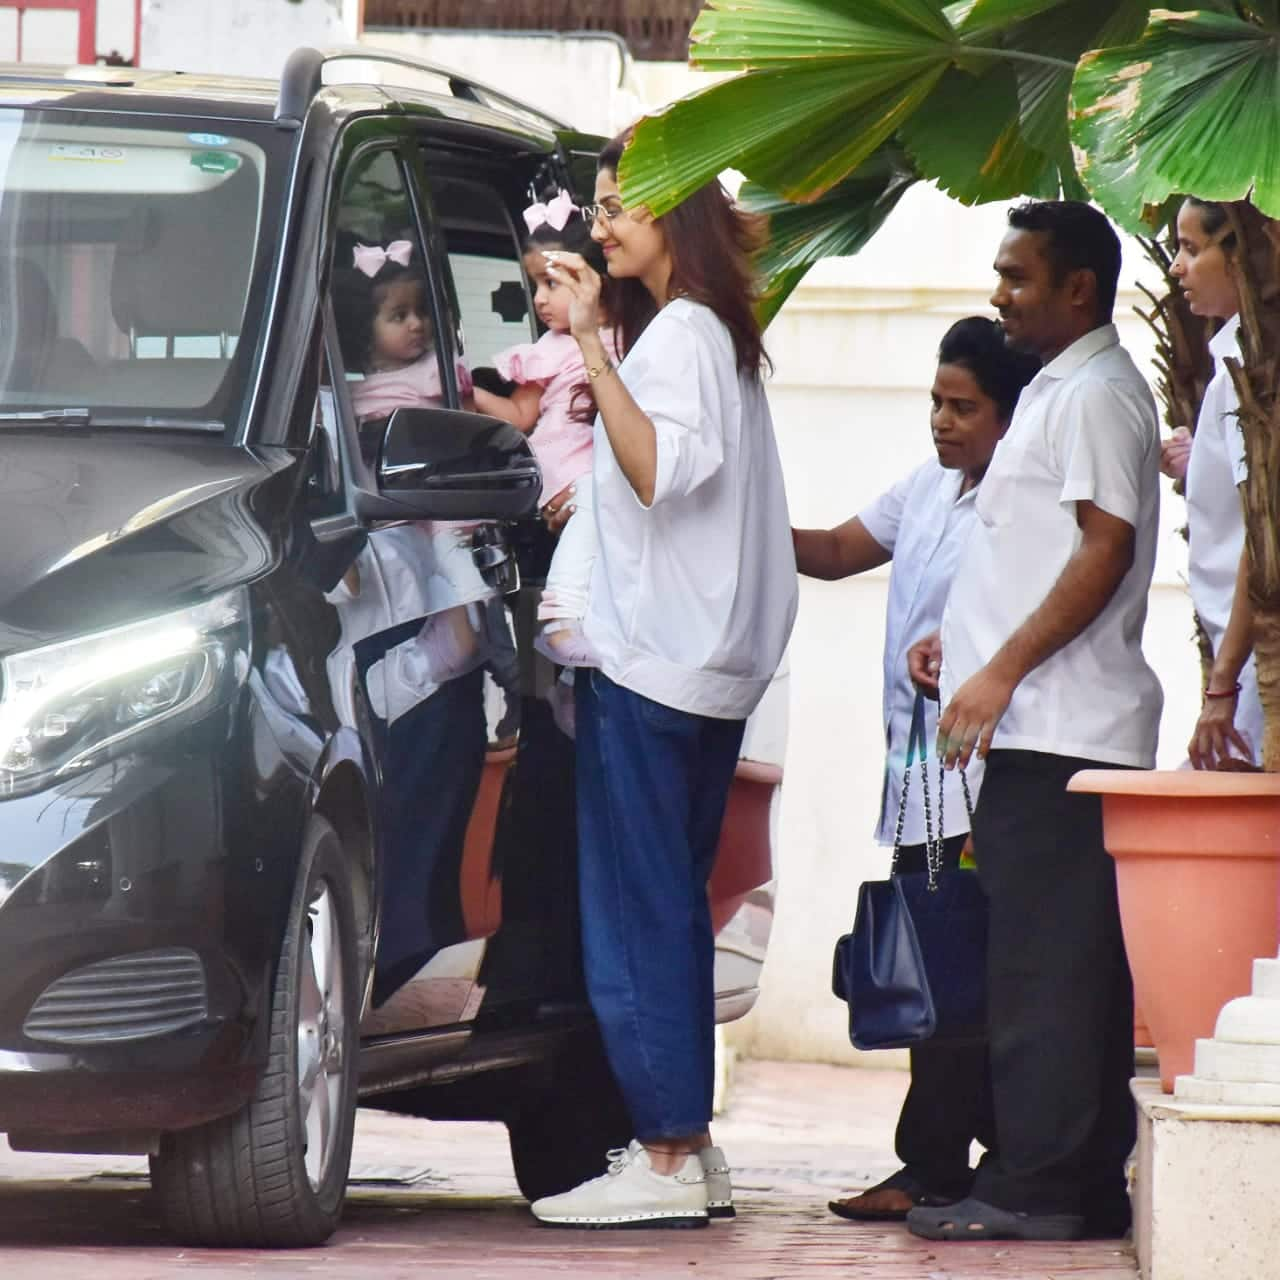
[{"xmin": 0, "ymin": 1059, "xmax": 1137, "ymax": 1279}]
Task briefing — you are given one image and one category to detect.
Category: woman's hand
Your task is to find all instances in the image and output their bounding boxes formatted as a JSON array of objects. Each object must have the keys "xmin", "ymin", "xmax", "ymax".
[
  {"xmin": 1160, "ymin": 426, "xmax": 1192, "ymax": 481},
  {"xmin": 541, "ymin": 481, "xmax": 576, "ymax": 534},
  {"xmin": 907, "ymin": 631, "xmax": 943, "ymax": 700},
  {"xmin": 1189, "ymin": 691, "xmax": 1254, "ymax": 770},
  {"xmin": 543, "ymin": 251, "xmax": 603, "ymax": 341}
]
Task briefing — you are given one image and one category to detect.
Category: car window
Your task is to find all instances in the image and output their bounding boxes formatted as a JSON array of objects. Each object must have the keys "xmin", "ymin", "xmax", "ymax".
[
  {"xmin": 0, "ymin": 109, "xmax": 279, "ymax": 431},
  {"xmin": 422, "ymin": 169, "xmax": 536, "ymax": 377},
  {"xmin": 328, "ymin": 147, "xmax": 456, "ymax": 442}
]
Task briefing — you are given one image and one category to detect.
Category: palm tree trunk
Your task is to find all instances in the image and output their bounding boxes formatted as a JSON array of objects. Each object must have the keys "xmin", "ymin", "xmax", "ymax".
[
  {"xmin": 1254, "ymin": 612, "xmax": 1280, "ymax": 771},
  {"xmin": 1135, "ymin": 231, "xmax": 1217, "ymax": 687}
]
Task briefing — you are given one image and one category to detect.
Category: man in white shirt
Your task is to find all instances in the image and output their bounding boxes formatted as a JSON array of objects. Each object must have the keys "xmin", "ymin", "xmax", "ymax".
[{"xmin": 906, "ymin": 201, "xmax": 1162, "ymax": 1243}]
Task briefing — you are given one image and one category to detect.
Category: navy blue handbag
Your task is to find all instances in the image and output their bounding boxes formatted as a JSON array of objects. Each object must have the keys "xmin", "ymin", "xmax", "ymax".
[{"xmin": 832, "ymin": 694, "xmax": 988, "ymax": 1050}]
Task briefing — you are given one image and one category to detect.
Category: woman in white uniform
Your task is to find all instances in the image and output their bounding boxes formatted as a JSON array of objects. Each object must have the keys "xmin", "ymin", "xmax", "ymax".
[
  {"xmin": 1162, "ymin": 197, "xmax": 1263, "ymax": 768},
  {"xmin": 794, "ymin": 317, "xmax": 1039, "ymax": 1220}
]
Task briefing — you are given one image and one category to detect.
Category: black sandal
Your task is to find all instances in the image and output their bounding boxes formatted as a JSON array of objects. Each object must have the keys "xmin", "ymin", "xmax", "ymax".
[{"xmin": 906, "ymin": 1196, "xmax": 1086, "ymax": 1241}]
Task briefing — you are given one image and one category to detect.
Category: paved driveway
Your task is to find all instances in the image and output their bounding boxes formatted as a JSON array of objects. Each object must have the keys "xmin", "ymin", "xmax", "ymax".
[{"xmin": 0, "ymin": 1060, "xmax": 1137, "ymax": 1279}]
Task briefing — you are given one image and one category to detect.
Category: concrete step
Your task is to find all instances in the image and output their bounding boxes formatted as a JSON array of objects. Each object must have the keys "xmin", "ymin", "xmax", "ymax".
[
  {"xmin": 1251, "ymin": 957, "xmax": 1280, "ymax": 1000},
  {"xmin": 1175, "ymin": 1075, "xmax": 1280, "ymax": 1106},
  {"xmin": 1192, "ymin": 1038, "xmax": 1280, "ymax": 1084}
]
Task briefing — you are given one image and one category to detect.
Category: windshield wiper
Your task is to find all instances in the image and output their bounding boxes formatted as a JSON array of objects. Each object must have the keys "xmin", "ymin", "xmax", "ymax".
[
  {"xmin": 0, "ymin": 410, "xmax": 224, "ymax": 433},
  {"xmin": 0, "ymin": 408, "xmax": 92, "ymax": 426}
]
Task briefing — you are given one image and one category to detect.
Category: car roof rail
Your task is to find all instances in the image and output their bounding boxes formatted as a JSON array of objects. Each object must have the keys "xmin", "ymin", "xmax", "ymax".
[{"xmin": 274, "ymin": 45, "xmax": 570, "ymax": 132}]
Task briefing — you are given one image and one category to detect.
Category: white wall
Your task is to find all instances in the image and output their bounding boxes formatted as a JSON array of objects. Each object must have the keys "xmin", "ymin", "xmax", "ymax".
[
  {"xmin": 358, "ymin": 27, "xmax": 649, "ymax": 134},
  {"xmin": 139, "ymin": 0, "xmax": 361, "ymax": 76},
  {"xmin": 97, "ymin": 0, "xmax": 136, "ymax": 62}
]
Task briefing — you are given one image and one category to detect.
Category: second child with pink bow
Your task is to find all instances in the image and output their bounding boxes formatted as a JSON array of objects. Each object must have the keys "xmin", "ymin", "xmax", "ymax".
[{"xmin": 473, "ymin": 191, "xmax": 620, "ymax": 678}]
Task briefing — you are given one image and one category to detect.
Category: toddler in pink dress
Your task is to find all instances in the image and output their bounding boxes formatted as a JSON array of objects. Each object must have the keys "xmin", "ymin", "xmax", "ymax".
[{"xmin": 473, "ymin": 193, "xmax": 617, "ymax": 670}]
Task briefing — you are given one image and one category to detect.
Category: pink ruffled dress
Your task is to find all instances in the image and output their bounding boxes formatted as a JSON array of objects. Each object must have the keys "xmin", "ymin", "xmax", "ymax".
[
  {"xmin": 350, "ymin": 352, "xmax": 473, "ymax": 421},
  {"xmin": 494, "ymin": 328, "xmax": 613, "ymax": 504},
  {"xmin": 494, "ymin": 328, "xmax": 618, "ymax": 678}
]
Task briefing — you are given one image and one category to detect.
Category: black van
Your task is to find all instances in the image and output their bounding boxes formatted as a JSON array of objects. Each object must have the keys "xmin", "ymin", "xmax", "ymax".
[{"xmin": 0, "ymin": 48, "xmax": 788, "ymax": 1247}]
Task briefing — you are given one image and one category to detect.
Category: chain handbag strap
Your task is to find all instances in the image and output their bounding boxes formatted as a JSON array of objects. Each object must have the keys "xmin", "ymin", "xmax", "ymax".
[
  {"xmin": 889, "ymin": 694, "xmax": 930, "ymax": 875},
  {"xmin": 891, "ymin": 693, "xmax": 975, "ymax": 891},
  {"xmin": 929, "ymin": 725, "xmax": 977, "ymax": 891}
]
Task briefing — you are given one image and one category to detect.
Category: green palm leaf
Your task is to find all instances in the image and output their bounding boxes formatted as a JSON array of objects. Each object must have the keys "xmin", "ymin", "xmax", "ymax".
[
  {"xmin": 619, "ymin": 60, "xmax": 946, "ymax": 213},
  {"xmin": 619, "ymin": 0, "xmax": 1109, "ymax": 218},
  {"xmin": 742, "ymin": 148, "xmax": 919, "ymax": 326},
  {"xmin": 1072, "ymin": 8, "xmax": 1280, "ymax": 232},
  {"xmin": 898, "ymin": 62, "xmax": 1058, "ymax": 203},
  {"xmin": 621, "ymin": 0, "xmax": 965, "ymax": 215},
  {"xmin": 955, "ymin": 0, "xmax": 1071, "ymax": 37},
  {"xmin": 897, "ymin": 0, "xmax": 1147, "ymax": 203},
  {"xmin": 689, "ymin": 0, "xmax": 955, "ymax": 70},
  {"xmin": 1005, "ymin": 0, "xmax": 1147, "ymax": 159}
]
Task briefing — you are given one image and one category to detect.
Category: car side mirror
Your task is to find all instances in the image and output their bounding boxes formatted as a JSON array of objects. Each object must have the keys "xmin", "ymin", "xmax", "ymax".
[{"xmin": 361, "ymin": 406, "xmax": 541, "ymax": 522}]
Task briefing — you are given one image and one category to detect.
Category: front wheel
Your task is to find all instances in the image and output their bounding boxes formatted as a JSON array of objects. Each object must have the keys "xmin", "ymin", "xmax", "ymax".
[{"xmin": 150, "ymin": 815, "xmax": 361, "ymax": 1247}]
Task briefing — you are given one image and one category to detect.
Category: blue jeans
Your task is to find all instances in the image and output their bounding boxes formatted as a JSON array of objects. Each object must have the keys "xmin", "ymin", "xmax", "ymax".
[{"xmin": 575, "ymin": 669, "xmax": 745, "ymax": 1141}]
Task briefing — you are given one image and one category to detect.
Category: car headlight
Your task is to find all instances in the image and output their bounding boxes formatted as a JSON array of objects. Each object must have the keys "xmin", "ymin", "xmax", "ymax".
[{"xmin": 0, "ymin": 589, "xmax": 249, "ymax": 797}]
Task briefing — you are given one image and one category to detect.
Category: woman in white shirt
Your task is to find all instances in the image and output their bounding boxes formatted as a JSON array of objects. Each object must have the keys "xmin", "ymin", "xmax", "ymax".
[
  {"xmin": 527, "ymin": 131, "xmax": 798, "ymax": 1228},
  {"xmin": 1162, "ymin": 198, "xmax": 1262, "ymax": 767},
  {"xmin": 794, "ymin": 317, "xmax": 1038, "ymax": 1222}
]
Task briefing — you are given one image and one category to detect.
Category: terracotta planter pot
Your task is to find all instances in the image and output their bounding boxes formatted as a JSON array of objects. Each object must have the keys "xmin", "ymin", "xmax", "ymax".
[
  {"xmin": 1133, "ymin": 1003, "xmax": 1154, "ymax": 1050},
  {"xmin": 1068, "ymin": 770, "xmax": 1280, "ymax": 1092}
]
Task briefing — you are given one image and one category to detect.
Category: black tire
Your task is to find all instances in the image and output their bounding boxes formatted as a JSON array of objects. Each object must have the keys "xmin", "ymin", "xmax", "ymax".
[
  {"xmin": 150, "ymin": 815, "xmax": 361, "ymax": 1247},
  {"xmin": 506, "ymin": 1026, "xmax": 633, "ymax": 1202}
]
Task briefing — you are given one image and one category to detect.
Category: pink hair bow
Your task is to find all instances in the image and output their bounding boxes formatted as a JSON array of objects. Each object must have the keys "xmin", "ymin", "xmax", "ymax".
[
  {"xmin": 353, "ymin": 240, "xmax": 413, "ymax": 277},
  {"xmin": 523, "ymin": 190, "xmax": 578, "ymax": 235}
]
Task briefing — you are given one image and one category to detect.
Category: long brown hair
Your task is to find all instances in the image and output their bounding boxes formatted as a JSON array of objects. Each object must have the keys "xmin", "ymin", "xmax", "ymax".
[{"xmin": 600, "ymin": 129, "xmax": 769, "ymax": 376}]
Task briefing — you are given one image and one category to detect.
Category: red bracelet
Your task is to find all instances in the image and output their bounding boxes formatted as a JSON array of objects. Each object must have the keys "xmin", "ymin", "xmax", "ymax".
[{"xmin": 1204, "ymin": 683, "xmax": 1242, "ymax": 699}]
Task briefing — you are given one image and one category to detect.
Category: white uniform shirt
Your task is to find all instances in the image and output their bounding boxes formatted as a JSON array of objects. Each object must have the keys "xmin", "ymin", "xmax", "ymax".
[
  {"xmin": 941, "ymin": 324, "xmax": 1164, "ymax": 767},
  {"xmin": 583, "ymin": 298, "xmax": 798, "ymax": 720},
  {"xmin": 859, "ymin": 459, "xmax": 984, "ymax": 846},
  {"xmin": 1185, "ymin": 313, "xmax": 1263, "ymax": 757}
]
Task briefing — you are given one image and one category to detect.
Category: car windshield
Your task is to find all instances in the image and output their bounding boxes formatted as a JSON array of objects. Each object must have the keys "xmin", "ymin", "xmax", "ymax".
[{"xmin": 0, "ymin": 109, "xmax": 285, "ymax": 434}]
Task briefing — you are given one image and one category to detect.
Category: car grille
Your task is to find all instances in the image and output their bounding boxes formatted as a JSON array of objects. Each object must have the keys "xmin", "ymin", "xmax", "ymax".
[{"xmin": 23, "ymin": 948, "xmax": 208, "ymax": 1046}]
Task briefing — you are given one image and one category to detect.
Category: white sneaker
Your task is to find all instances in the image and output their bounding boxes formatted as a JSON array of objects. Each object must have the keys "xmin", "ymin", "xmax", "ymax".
[
  {"xmin": 699, "ymin": 1146, "xmax": 735, "ymax": 1219},
  {"xmin": 531, "ymin": 1141, "xmax": 709, "ymax": 1229}
]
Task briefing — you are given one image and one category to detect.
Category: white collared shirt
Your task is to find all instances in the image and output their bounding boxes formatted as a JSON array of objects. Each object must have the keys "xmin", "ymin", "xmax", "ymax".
[
  {"xmin": 941, "ymin": 324, "xmax": 1164, "ymax": 767},
  {"xmin": 583, "ymin": 298, "xmax": 798, "ymax": 720},
  {"xmin": 1184, "ymin": 313, "xmax": 1263, "ymax": 758},
  {"xmin": 860, "ymin": 458, "xmax": 984, "ymax": 846},
  {"xmin": 1186, "ymin": 314, "xmax": 1244, "ymax": 643}
]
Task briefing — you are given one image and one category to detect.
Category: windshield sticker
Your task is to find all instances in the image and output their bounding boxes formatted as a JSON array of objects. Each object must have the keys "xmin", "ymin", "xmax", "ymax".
[
  {"xmin": 49, "ymin": 144, "xmax": 125, "ymax": 163},
  {"xmin": 190, "ymin": 150, "xmax": 241, "ymax": 175},
  {"xmin": 187, "ymin": 131, "xmax": 230, "ymax": 146}
]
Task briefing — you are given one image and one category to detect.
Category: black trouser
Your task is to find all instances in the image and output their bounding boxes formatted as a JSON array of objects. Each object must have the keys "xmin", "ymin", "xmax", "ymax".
[
  {"xmin": 893, "ymin": 833, "xmax": 995, "ymax": 1199},
  {"xmin": 970, "ymin": 750, "xmax": 1136, "ymax": 1216}
]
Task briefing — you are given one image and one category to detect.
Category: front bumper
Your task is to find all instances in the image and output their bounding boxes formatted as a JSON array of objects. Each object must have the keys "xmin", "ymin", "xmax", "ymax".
[{"xmin": 0, "ymin": 751, "xmax": 276, "ymax": 1136}]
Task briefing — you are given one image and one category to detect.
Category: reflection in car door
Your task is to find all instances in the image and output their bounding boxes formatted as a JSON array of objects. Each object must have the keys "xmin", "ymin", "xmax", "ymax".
[{"xmin": 321, "ymin": 142, "xmax": 517, "ymax": 1036}]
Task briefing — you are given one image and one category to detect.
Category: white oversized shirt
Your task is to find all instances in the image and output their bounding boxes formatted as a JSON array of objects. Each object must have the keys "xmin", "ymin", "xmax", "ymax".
[
  {"xmin": 941, "ymin": 324, "xmax": 1164, "ymax": 767},
  {"xmin": 1184, "ymin": 313, "xmax": 1263, "ymax": 757},
  {"xmin": 859, "ymin": 458, "xmax": 984, "ymax": 846},
  {"xmin": 583, "ymin": 299, "xmax": 798, "ymax": 720}
]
